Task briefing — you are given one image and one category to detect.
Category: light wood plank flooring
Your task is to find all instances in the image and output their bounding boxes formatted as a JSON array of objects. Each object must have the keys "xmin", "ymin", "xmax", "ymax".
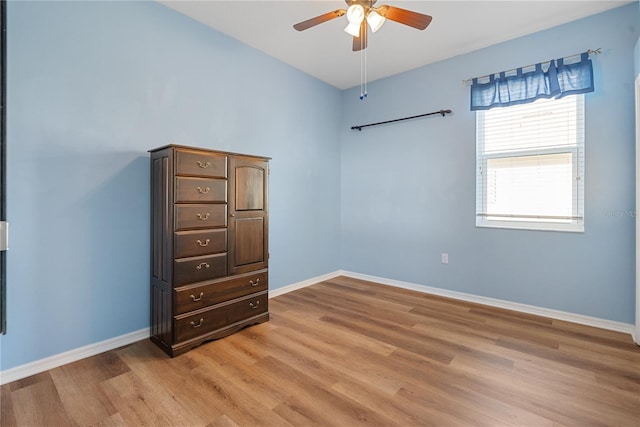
[{"xmin": 2, "ymin": 276, "xmax": 639, "ymax": 426}]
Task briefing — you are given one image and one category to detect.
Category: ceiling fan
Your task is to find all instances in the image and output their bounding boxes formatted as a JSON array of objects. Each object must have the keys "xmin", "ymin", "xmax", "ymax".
[{"xmin": 293, "ymin": 0, "xmax": 432, "ymax": 52}]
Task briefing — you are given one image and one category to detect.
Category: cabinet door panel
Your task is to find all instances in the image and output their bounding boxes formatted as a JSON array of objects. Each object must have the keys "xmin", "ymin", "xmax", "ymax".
[
  {"xmin": 234, "ymin": 218, "xmax": 264, "ymax": 266},
  {"xmin": 228, "ymin": 156, "xmax": 269, "ymax": 274},
  {"xmin": 235, "ymin": 167, "xmax": 264, "ymax": 211}
]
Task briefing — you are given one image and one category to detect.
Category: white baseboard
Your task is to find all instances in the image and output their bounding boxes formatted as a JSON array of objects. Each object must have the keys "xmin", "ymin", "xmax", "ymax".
[
  {"xmin": 3, "ymin": 269, "xmax": 635, "ymax": 386},
  {"xmin": 270, "ymin": 269, "xmax": 634, "ymax": 337},
  {"xmin": 268, "ymin": 271, "xmax": 343, "ymax": 298},
  {"xmin": 0, "ymin": 328, "xmax": 150, "ymax": 385},
  {"xmin": 338, "ymin": 270, "xmax": 635, "ymax": 337}
]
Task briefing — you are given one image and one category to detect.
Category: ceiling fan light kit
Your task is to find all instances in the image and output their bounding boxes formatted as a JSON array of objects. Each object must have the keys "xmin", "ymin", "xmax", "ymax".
[
  {"xmin": 344, "ymin": 22, "xmax": 361, "ymax": 37},
  {"xmin": 366, "ymin": 10, "xmax": 385, "ymax": 33},
  {"xmin": 346, "ymin": 4, "xmax": 365, "ymax": 24},
  {"xmin": 344, "ymin": 4, "xmax": 364, "ymax": 37},
  {"xmin": 344, "ymin": 4, "xmax": 385, "ymax": 36}
]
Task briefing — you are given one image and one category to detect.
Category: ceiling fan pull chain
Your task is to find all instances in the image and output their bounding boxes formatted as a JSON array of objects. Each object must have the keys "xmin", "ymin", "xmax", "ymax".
[
  {"xmin": 360, "ymin": 34, "xmax": 364, "ymax": 99},
  {"xmin": 360, "ymin": 29, "xmax": 368, "ymax": 100},
  {"xmin": 364, "ymin": 31, "xmax": 368, "ymax": 99}
]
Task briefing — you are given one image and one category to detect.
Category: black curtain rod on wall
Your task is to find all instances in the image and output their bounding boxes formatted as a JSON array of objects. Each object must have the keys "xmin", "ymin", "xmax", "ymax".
[{"xmin": 351, "ymin": 109, "xmax": 452, "ymax": 131}]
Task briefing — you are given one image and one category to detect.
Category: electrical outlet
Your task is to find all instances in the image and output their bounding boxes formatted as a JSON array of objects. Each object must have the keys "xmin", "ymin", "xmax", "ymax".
[{"xmin": 441, "ymin": 253, "xmax": 448, "ymax": 264}]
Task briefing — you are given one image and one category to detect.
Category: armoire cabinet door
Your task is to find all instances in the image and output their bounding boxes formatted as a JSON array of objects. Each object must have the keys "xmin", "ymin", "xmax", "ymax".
[{"xmin": 228, "ymin": 156, "xmax": 269, "ymax": 275}]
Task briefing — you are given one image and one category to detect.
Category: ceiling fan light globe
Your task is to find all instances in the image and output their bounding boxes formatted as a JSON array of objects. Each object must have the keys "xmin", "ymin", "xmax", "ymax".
[
  {"xmin": 367, "ymin": 10, "xmax": 385, "ymax": 32},
  {"xmin": 346, "ymin": 4, "xmax": 365, "ymax": 24},
  {"xmin": 344, "ymin": 22, "xmax": 361, "ymax": 37}
]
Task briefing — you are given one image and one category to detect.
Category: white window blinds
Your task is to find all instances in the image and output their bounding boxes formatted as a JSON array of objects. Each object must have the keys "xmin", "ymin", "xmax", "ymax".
[{"xmin": 476, "ymin": 95, "xmax": 585, "ymax": 232}]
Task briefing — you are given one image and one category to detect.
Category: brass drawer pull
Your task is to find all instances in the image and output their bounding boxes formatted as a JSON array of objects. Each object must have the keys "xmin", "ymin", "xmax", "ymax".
[
  {"xmin": 196, "ymin": 186, "xmax": 210, "ymax": 194},
  {"xmin": 190, "ymin": 292, "xmax": 204, "ymax": 302},
  {"xmin": 249, "ymin": 301, "xmax": 260, "ymax": 309},
  {"xmin": 250, "ymin": 278, "xmax": 260, "ymax": 287},
  {"xmin": 196, "ymin": 262, "xmax": 210, "ymax": 270},
  {"xmin": 196, "ymin": 213, "xmax": 210, "ymax": 221},
  {"xmin": 196, "ymin": 239, "xmax": 210, "ymax": 247},
  {"xmin": 190, "ymin": 318, "xmax": 204, "ymax": 328},
  {"xmin": 196, "ymin": 161, "xmax": 211, "ymax": 169}
]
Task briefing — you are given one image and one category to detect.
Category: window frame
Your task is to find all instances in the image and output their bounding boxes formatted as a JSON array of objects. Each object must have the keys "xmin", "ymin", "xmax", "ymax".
[{"xmin": 475, "ymin": 94, "xmax": 585, "ymax": 233}]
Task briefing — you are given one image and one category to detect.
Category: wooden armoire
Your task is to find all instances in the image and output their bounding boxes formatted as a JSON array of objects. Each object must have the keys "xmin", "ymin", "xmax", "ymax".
[{"xmin": 149, "ymin": 144, "xmax": 269, "ymax": 357}]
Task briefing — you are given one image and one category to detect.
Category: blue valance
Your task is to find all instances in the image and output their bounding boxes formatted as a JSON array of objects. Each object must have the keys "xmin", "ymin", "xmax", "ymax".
[{"xmin": 470, "ymin": 52, "xmax": 594, "ymax": 111}]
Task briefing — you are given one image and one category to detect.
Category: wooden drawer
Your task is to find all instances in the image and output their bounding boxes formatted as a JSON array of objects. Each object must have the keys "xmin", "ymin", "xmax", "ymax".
[
  {"xmin": 174, "ymin": 253, "xmax": 227, "ymax": 287},
  {"xmin": 174, "ymin": 291, "xmax": 268, "ymax": 342},
  {"xmin": 175, "ymin": 204, "xmax": 226, "ymax": 231},
  {"xmin": 175, "ymin": 177, "xmax": 227, "ymax": 203},
  {"xmin": 175, "ymin": 149, "xmax": 227, "ymax": 178},
  {"xmin": 175, "ymin": 229, "xmax": 227, "ymax": 259},
  {"xmin": 174, "ymin": 270, "xmax": 268, "ymax": 315}
]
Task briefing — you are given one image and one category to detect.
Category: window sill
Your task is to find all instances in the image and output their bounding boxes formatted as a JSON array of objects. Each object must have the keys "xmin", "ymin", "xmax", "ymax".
[{"xmin": 476, "ymin": 219, "xmax": 584, "ymax": 233}]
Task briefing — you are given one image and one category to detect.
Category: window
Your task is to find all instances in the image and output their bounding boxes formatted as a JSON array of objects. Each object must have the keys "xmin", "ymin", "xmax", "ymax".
[{"xmin": 476, "ymin": 95, "xmax": 584, "ymax": 232}]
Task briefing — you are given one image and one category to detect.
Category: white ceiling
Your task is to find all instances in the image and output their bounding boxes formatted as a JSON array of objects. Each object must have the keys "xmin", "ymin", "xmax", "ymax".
[{"xmin": 159, "ymin": 0, "xmax": 631, "ymax": 90}]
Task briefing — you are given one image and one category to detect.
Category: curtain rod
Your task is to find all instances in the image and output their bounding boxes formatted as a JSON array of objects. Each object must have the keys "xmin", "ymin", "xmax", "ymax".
[
  {"xmin": 351, "ymin": 109, "xmax": 452, "ymax": 131},
  {"xmin": 463, "ymin": 48, "xmax": 601, "ymax": 85}
]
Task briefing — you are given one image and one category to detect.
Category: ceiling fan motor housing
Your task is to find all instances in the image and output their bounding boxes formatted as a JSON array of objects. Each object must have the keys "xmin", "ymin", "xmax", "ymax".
[{"xmin": 346, "ymin": 0, "xmax": 378, "ymax": 7}]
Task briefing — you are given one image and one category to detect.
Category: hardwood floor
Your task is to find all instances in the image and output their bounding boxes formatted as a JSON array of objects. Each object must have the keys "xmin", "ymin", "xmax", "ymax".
[{"xmin": 2, "ymin": 276, "xmax": 639, "ymax": 426}]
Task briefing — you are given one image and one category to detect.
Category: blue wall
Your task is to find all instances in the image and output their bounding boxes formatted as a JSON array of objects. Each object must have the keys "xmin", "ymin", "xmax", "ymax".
[
  {"xmin": 341, "ymin": 3, "xmax": 639, "ymax": 324},
  {"xmin": 1, "ymin": 1, "xmax": 342, "ymax": 370}
]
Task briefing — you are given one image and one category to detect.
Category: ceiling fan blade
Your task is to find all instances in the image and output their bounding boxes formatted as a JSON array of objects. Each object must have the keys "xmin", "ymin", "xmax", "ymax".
[
  {"xmin": 293, "ymin": 9, "xmax": 346, "ymax": 31},
  {"xmin": 377, "ymin": 5, "xmax": 432, "ymax": 30},
  {"xmin": 352, "ymin": 20, "xmax": 368, "ymax": 51}
]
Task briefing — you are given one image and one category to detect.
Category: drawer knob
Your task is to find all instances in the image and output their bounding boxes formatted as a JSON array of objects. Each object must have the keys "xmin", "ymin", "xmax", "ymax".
[
  {"xmin": 196, "ymin": 161, "xmax": 211, "ymax": 169},
  {"xmin": 190, "ymin": 318, "xmax": 204, "ymax": 328},
  {"xmin": 250, "ymin": 278, "xmax": 260, "ymax": 287},
  {"xmin": 190, "ymin": 292, "xmax": 204, "ymax": 302},
  {"xmin": 196, "ymin": 239, "xmax": 210, "ymax": 247},
  {"xmin": 249, "ymin": 301, "xmax": 260, "ymax": 309},
  {"xmin": 196, "ymin": 213, "xmax": 210, "ymax": 221},
  {"xmin": 196, "ymin": 262, "xmax": 210, "ymax": 270},
  {"xmin": 196, "ymin": 186, "xmax": 210, "ymax": 194}
]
